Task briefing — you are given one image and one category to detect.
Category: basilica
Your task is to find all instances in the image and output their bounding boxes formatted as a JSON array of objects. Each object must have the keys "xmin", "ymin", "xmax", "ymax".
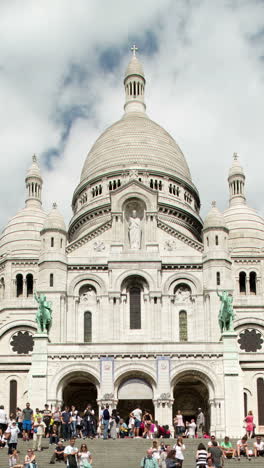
[{"xmin": 0, "ymin": 49, "xmax": 263, "ymax": 438}]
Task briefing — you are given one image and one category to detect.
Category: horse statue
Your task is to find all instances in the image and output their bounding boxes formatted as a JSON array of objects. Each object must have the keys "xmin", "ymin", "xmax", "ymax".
[
  {"xmin": 217, "ymin": 290, "xmax": 235, "ymax": 333},
  {"xmin": 34, "ymin": 292, "xmax": 52, "ymax": 333}
]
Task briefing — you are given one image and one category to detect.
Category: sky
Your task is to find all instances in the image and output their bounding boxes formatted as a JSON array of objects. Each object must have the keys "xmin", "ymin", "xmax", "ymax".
[{"xmin": 0, "ymin": 0, "xmax": 264, "ymax": 230}]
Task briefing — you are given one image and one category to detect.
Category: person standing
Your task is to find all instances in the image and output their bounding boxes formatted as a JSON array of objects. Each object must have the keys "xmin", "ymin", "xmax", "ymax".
[
  {"xmin": 244, "ymin": 411, "xmax": 254, "ymax": 439},
  {"xmin": 52, "ymin": 407, "xmax": 62, "ymax": 438},
  {"xmin": 42, "ymin": 404, "xmax": 52, "ymax": 438},
  {"xmin": 196, "ymin": 409, "xmax": 205, "ymax": 437},
  {"xmin": 83, "ymin": 404, "xmax": 95, "ymax": 439},
  {"xmin": 196, "ymin": 443, "xmax": 209, "ymax": 468},
  {"xmin": 69, "ymin": 406, "xmax": 78, "ymax": 438},
  {"xmin": 173, "ymin": 410, "xmax": 184, "ymax": 438},
  {"xmin": 208, "ymin": 440, "xmax": 224, "ymax": 468},
  {"xmin": 22, "ymin": 403, "xmax": 33, "ymax": 441},
  {"xmin": 254, "ymin": 436, "xmax": 264, "ymax": 457},
  {"xmin": 173, "ymin": 437, "xmax": 185, "ymax": 467},
  {"xmin": 189, "ymin": 419, "xmax": 197, "ymax": 439},
  {"xmin": 61, "ymin": 406, "xmax": 71, "ymax": 442},
  {"xmin": 6, "ymin": 421, "xmax": 20, "ymax": 454},
  {"xmin": 131, "ymin": 406, "xmax": 142, "ymax": 438},
  {"xmin": 102, "ymin": 404, "xmax": 110, "ymax": 440},
  {"xmin": 32, "ymin": 416, "xmax": 46, "ymax": 451},
  {"xmin": 0, "ymin": 405, "xmax": 8, "ymax": 433},
  {"xmin": 16, "ymin": 408, "xmax": 23, "ymax": 435}
]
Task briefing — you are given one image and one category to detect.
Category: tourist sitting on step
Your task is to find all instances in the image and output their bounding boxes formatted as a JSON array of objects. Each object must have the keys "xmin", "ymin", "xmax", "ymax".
[
  {"xmin": 78, "ymin": 443, "xmax": 93, "ymax": 468},
  {"xmin": 165, "ymin": 449, "xmax": 178, "ymax": 468},
  {"xmin": 140, "ymin": 448, "xmax": 159, "ymax": 468},
  {"xmin": 49, "ymin": 423, "xmax": 59, "ymax": 445},
  {"xmin": 254, "ymin": 436, "xmax": 264, "ymax": 457},
  {"xmin": 24, "ymin": 448, "xmax": 36, "ymax": 468},
  {"xmin": 8, "ymin": 447, "xmax": 23, "ymax": 468},
  {"xmin": 49, "ymin": 440, "xmax": 65, "ymax": 464},
  {"xmin": 119, "ymin": 418, "xmax": 128, "ymax": 438},
  {"xmin": 207, "ymin": 435, "xmax": 219, "ymax": 447},
  {"xmin": 0, "ymin": 427, "xmax": 8, "ymax": 447},
  {"xmin": 236, "ymin": 436, "xmax": 251, "ymax": 460},
  {"xmin": 150, "ymin": 440, "xmax": 161, "ymax": 461},
  {"xmin": 220, "ymin": 436, "xmax": 235, "ymax": 459}
]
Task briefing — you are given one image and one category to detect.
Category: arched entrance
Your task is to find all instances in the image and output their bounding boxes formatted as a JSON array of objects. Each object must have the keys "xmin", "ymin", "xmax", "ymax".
[
  {"xmin": 116, "ymin": 375, "xmax": 154, "ymax": 421},
  {"xmin": 60, "ymin": 371, "xmax": 98, "ymax": 415},
  {"xmin": 173, "ymin": 371, "xmax": 210, "ymax": 432}
]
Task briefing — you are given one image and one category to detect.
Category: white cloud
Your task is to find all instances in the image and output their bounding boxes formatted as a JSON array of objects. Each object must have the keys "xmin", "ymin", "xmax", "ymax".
[{"xmin": 0, "ymin": 0, "xmax": 263, "ymax": 230}]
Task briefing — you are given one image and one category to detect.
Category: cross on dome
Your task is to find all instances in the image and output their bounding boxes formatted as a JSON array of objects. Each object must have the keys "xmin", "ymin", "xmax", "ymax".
[
  {"xmin": 131, "ymin": 44, "xmax": 138, "ymax": 56},
  {"xmin": 32, "ymin": 154, "xmax": 37, "ymax": 163},
  {"xmin": 233, "ymin": 152, "xmax": 238, "ymax": 160},
  {"xmin": 52, "ymin": 202, "xmax": 57, "ymax": 209},
  {"xmin": 212, "ymin": 200, "xmax": 216, "ymax": 208}
]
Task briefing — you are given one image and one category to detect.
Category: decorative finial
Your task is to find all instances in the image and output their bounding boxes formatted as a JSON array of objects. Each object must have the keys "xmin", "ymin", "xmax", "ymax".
[
  {"xmin": 233, "ymin": 152, "xmax": 238, "ymax": 160},
  {"xmin": 212, "ymin": 200, "xmax": 216, "ymax": 208},
  {"xmin": 131, "ymin": 44, "xmax": 138, "ymax": 56},
  {"xmin": 52, "ymin": 202, "xmax": 57, "ymax": 209},
  {"xmin": 32, "ymin": 154, "xmax": 37, "ymax": 163}
]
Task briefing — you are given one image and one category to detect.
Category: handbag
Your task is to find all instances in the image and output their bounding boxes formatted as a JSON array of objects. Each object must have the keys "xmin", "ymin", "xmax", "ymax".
[{"xmin": 82, "ymin": 460, "xmax": 92, "ymax": 468}]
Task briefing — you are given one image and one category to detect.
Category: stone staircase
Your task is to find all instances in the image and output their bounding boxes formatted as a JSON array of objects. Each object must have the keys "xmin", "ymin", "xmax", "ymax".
[{"xmin": 0, "ymin": 438, "xmax": 262, "ymax": 468}]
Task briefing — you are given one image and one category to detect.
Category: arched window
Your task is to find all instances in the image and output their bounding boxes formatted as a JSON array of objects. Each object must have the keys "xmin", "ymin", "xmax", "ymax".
[
  {"xmin": 129, "ymin": 287, "xmax": 141, "ymax": 329},
  {"xmin": 0, "ymin": 277, "xmax": 5, "ymax": 300},
  {"xmin": 50, "ymin": 273, "xmax": 54, "ymax": 287},
  {"xmin": 179, "ymin": 311, "xmax": 188, "ymax": 342},
  {"xmin": 26, "ymin": 274, "xmax": 33, "ymax": 297},
  {"xmin": 215, "ymin": 235, "xmax": 219, "ymax": 246},
  {"xmin": 239, "ymin": 271, "xmax": 246, "ymax": 294},
  {"xmin": 16, "ymin": 274, "xmax": 23, "ymax": 297},
  {"xmin": 257, "ymin": 378, "xmax": 264, "ymax": 425},
  {"xmin": 51, "ymin": 237, "xmax": 54, "ymax": 247},
  {"xmin": 84, "ymin": 311, "xmax": 92, "ymax": 342},
  {"xmin": 216, "ymin": 272, "xmax": 221, "ymax": 286},
  {"xmin": 249, "ymin": 271, "xmax": 257, "ymax": 295},
  {"xmin": 243, "ymin": 392, "xmax": 248, "ymax": 417},
  {"xmin": 9, "ymin": 380, "xmax": 17, "ymax": 416}
]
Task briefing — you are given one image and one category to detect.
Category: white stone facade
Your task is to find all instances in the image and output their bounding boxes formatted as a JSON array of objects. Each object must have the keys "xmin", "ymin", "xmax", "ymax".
[{"xmin": 0, "ymin": 52, "xmax": 264, "ymax": 438}]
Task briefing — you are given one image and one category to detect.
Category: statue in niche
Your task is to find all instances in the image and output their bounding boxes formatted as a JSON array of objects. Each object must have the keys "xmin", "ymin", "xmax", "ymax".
[
  {"xmin": 128, "ymin": 210, "xmax": 142, "ymax": 249},
  {"xmin": 175, "ymin": 285, "xmax": 192, "ymax": 303}
]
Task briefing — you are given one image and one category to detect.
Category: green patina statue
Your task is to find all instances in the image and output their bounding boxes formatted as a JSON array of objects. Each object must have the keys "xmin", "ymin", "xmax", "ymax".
[
  {"xmin": 34, "ymin": 292, "xmax": 52, "ymax": 333},
  {"xmin": 217, "ymin": 290, "xmax": 235, "ymax": 333}
]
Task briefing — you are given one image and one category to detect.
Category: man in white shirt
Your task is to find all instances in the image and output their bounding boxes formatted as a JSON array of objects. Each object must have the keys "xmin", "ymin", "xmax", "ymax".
[
  {"xmin": 254, "ymin": 436, "xmax": 264, "ymax": 457},
  {"xmin": 188, "ymin": 419, "xmax": 197, "ymax": 438},
  {"xmin": 64, "ymin": 438, "xmax": 78, "ymax": 466},
  {"xmin": 32, "ymin": 417, "xmax": 46, "ymax": 452},
  {"xmin": 130, "ymin": 407, "xmax": 142, "ymax": 437}
]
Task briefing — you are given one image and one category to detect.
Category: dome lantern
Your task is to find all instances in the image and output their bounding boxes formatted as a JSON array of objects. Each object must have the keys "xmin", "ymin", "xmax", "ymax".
[
  {"xmin": 228, "ymin": 152, "xmax": 246, "ymax": 207},
  {"xmin": 124, "ymin": 45, "xmax": 146, "ymax": 114},
  {"xmin": 25, "ymin": 154, "xmax": 43, "ymax": 208}
]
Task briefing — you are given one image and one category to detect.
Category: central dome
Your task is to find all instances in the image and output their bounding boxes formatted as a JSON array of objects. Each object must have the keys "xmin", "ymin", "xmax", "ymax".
[{"xmin": 80, "ymin": 112, "xmax": 192, "ymax": 184}]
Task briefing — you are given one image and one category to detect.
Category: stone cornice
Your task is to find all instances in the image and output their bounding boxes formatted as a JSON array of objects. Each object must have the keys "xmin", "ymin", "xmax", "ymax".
[{"xmin": 48, "ymin": 352, "xmax": 223, "ymax": 360}]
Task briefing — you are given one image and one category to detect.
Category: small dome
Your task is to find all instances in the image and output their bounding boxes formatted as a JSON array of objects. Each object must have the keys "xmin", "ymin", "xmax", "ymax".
[
  {"xmin": 0, "ymin": 206, "xmax": 47, "ymax": 257},
  {"xmin": 42, "ymin": 203, "xmax": 66, "ymax": 232},
  {"xmin": 203, "ymin": 201, "xmax": 227, "ymax": 230},
  {"xmin": 224, "ymin": 203, "xmax": 264, "ymax": 252},
  {"xmin": 26, "ymin": 155, "xmax": 42, "ymax": 180},
  {"xmin": 228, "ymin": 153, "xmax": 244, "ymax": 178},
  {"xmin": 125, "ymin": 54, "xmax": 144, "ymax": 80}
]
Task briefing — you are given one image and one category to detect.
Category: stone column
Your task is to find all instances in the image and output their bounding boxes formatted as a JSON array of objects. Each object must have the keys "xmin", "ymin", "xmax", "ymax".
[
  {"xmin": 153, "ymin": 397, "xmax": 174, "ymax": 430},
  {"xmin": 28, "ymin": 333, "xmax": 49, "ymax": 409},
  {"xmin": 222, "ymin": 331, "xmax": 243, "ymax": 437}
]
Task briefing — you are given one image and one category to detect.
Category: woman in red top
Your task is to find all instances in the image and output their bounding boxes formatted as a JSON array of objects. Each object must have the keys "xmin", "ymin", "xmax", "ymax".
[{"xmin": 244, "ymin": 410, "xmax": 254, "ymax": 439}]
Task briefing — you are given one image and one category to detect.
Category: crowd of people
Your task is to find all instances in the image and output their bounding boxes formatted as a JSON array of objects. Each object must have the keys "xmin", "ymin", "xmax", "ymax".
[
  {"xmin": 140, "ymin": 434, "xmax": 264, "ymax": 467},
  {"xmin": 0, "ymin": 402, "xmax": 263, "ymax": 468}
]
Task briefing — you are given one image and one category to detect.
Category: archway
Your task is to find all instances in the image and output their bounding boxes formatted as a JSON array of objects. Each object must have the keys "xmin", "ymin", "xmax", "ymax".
[
  {"xmin": 116, "ymin": 376, "xmax": 154, "ymax": 422},
  {"xmin": 173, "ymin": 372, "xmax": 210, "ymax": 432},
  {"xmin": 61, "ymin": 371, "xmax": 98, "ymax": 415}
]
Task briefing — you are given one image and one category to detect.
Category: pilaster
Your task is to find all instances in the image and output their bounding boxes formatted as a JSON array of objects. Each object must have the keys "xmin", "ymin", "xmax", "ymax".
[{"xmin": 28, "ymin": 333, "xmax": 49, "ymax": 409}]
